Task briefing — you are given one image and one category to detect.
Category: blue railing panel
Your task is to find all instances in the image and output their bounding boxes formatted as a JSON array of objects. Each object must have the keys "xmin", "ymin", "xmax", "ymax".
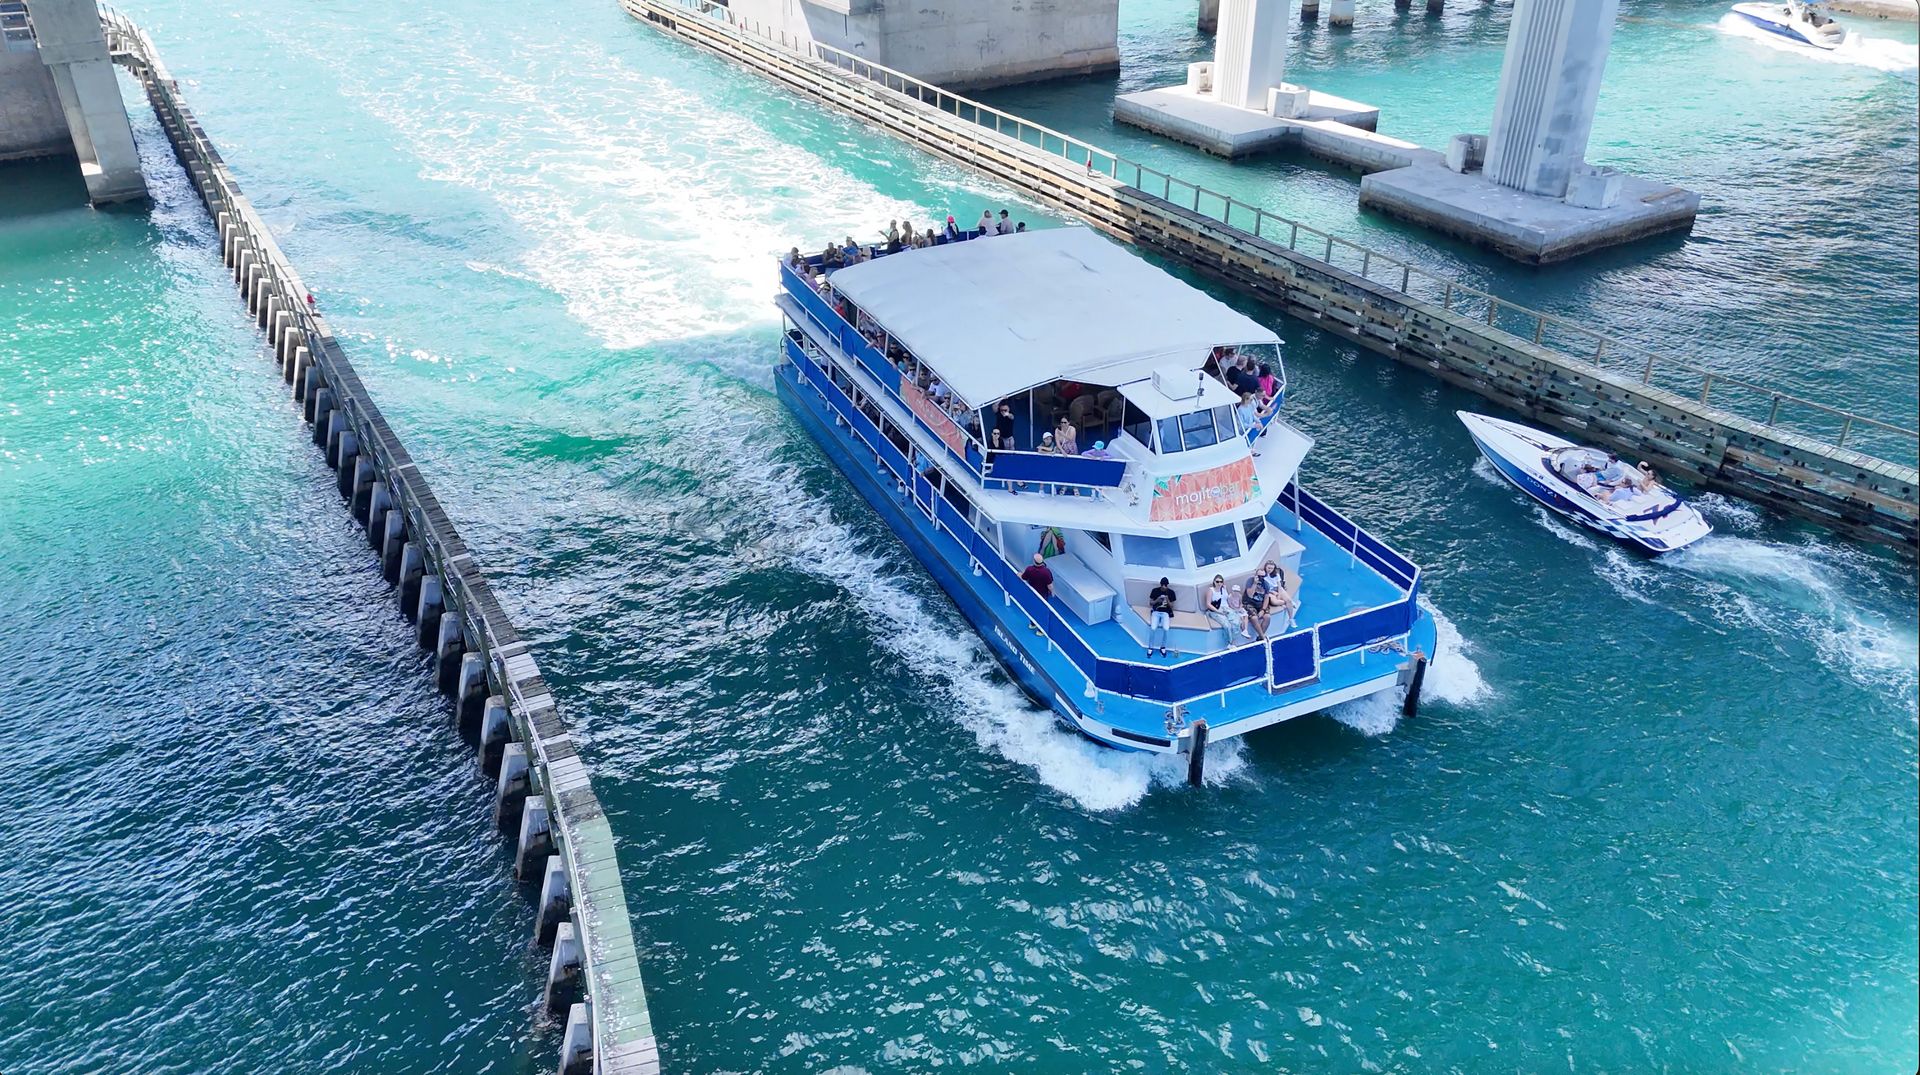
[
  {"xmin": 1269, "ymin": 629, "xmax": 1316, "ymax": 686},
  {"xmin": 986, "ymin": 451, "xmax": 1128, "ymax": 486},
  {"xmin": 1316, "ymin": 597, "xmax": 1417, "ymax": 654}
]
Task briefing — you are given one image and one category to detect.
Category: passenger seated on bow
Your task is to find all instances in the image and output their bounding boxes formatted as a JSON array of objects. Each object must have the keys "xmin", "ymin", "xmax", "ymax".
[
  {"xmin": 1633, "ymin": 460, "xmax": 1659, "ymax": 492},
  {"xmin": 1241, "ymin": 573, "xmax": 1273, "ymax": 641},
  {"xmin": 1205, "ymin": 575, "xmax": 1248, "ymax": 644},
  {"xmin": 822, "ymin": 242, "xmax": 844, "ymax": 269}
]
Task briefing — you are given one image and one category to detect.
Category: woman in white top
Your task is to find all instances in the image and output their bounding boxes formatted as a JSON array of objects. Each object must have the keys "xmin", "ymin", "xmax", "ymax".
[{"xmin": 1206, "ymin": 575, "xmax": 1247, "ymax": 643}]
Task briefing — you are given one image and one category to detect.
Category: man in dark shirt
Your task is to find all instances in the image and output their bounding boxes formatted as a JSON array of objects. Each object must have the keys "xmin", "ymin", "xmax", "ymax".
[
  {"xmin": 1021, "ymin": 553, "xmax": 1054, "ymax": 597},
  {"xmin": 1146, "ymin": 578, "xmax": 1177, "ymax": 657},
  {"xmin": 992, "ymin": 402, "xmax": 1017, "ymax": 450},
  {"xmin": 1242, "ymin": 574, "xmax": 1272, "ymax": 640}
]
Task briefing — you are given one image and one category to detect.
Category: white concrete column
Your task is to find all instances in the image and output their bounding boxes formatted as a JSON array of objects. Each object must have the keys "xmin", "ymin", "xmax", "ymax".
[
  {"xmin": 1199, "ymin": 0, "xmax": 1221, "ymax": 32},
  {"xmin": 1482, "ymin": 0, "xmax": 1621, "ymax": 199},
  {"xmin": 24, "ymin": 0, "xmax": 144, "ymax": 203},
  {"xmin": 1213, "ymin": 0, "xmax": 1291, "ymax": 110},
  {"xmin": 1329, "ymin": 0, "xmax": 1355, "ymax": 25}
]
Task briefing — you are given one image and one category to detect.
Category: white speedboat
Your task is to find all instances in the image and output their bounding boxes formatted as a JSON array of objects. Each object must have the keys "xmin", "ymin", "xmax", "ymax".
[
  {"xmin": 1731, "ymin": 1, "xmax": 1847, "ymax": 49},
  {"xmin": 1458, "ymin": 412, "xmax": 1713, "ymax": 555}
]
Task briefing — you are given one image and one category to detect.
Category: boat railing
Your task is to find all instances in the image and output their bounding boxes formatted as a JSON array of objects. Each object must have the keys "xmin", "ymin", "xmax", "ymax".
[
  {"xmin": 782, "ymin": 259, "xmax": 1132, "ymax": 495},
  {"xmin": 677, "ymin": 0, "xmax": 1917, "ymax": 463}
]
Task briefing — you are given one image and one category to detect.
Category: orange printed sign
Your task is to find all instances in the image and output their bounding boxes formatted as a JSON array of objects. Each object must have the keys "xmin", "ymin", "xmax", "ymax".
[
  {"xmin": 1150, "ymin": 457, "xmax": 1260, "ymax": 521},
  {"xmin": 901, "ymin": 381, "xmax": 968, "ymax": 457}
]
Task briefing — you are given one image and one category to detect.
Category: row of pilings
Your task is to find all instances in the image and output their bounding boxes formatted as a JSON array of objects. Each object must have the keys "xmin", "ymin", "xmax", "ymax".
[{"xmin": 101, "ymin": 10, "xmax": 659, "ymax": 1074}]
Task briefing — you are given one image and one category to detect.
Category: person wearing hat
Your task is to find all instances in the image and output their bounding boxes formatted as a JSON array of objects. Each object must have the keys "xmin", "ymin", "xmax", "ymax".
[
  {"xmin": 943, "ymin": 215, "xmax": 960, "ymax": 242},
  {"xmin": 997, "ymin": 209, "xmax": 1012, "ymax": 235}
]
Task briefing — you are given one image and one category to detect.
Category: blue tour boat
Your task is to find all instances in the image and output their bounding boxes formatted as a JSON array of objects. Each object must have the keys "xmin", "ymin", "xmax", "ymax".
[{"xmin": 774, "ymin": 227, "xmax": 1436, "ymax": 770}]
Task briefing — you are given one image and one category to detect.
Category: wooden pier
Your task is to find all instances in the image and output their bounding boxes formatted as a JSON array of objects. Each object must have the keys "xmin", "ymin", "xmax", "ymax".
[
  {"xmin": 623, "ymin": 0, "xmax": 1919, "ymax": 556},
  {"xmin": 102, "ymin": 12, "xmax": 659, "ymax": 1074}
]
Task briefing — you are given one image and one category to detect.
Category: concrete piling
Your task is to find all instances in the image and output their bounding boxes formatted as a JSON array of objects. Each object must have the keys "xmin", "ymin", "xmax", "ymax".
[
  {"xmin": 1301, "ymin": 0, "xmax": 1319, "ymax": 21},
  {"xmin": 544, "ymin": 921, "xmax": 582, "ymax": 1015},
  {"xmin": 324, "ymin": 413, "xmax": 347, "ymax": 466},
  {"xmin": 435, "ymin": 614, "xmax": 464, "ymax": 692},
  {"xmin": 515, "ymin": 795, "xmax": 553, "ymax": 881},
  {"xmin": 559, "ymin": 1003, "xmax": 593, "ymax": 1075},
  {"xmin": 363, "ymin": 480, "xmax": 390, "ymax": 537},
  {"xmin": 381, "ymin": 513, "xmax": 407, "ymax": 583},
  {"xmin": 348, "ymin": 459, "xmax": 375, "ymax": 514},
  {"xmin": 272, "ymin": 311, "xmax": 293, "ymax": 366},
  {"xmin": 494, "ymin": 742, "xmax": 530, "ymax": 830},
  {"xmin": 1329, "ymin": 0, "xmax": 1354, "ymax": 25},
  {"xmin": 234, "ymin": 247, "xmax": 250, "ymax": 285},
  {"xmin": 310, "ymin": 389, "xmax": 334, "ymax": 446},
  {"xmin": 536, "ymin": 854, "xmax": 572, "ymax": 946},
  {"xmin": 416, "ymin": 576, "xmax": 445, "ymax": 646},
  {"xmin": 1426, "ymin": 0, "xmax": 1442, "ymax": 12},
  {"xmin": 457, "ymin": 653, "xmax": 487, "ymax": 738},
  {"xmin": 300, "ymin": 366, "xmax": 319, "ymax": 411},
  {"xmin": 479, "ymin": 695, "xmax": 510, "ymax": 775},
  {"xmin": 257, "ymin": 287, "xmax": 274, "ymax": 328},
  {"xmin": 334, "ymin": 434, "xmax": 361, "ymax": 497},
  {"xmin": 398, "ymin": 542, "xmax": 425, "ymax": 618},
  {"xmin": 286, "ymin": 342, "xmax": 305, "ymax": 386}
]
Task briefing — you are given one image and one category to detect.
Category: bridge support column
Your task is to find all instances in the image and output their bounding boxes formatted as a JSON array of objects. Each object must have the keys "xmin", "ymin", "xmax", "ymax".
[
  {"xmin": 24, "ymin": 0, "xmax": 145, "ymax": 204},
  {"xmin": 1213, "ymin": 0, "xmax": 1292, "ymax": 110},
  {"xmin": 1329, "ymin": 0, "xmax": 1354, "ymax": 25},
  {"xmin": 1483, "ymin": 0, "xmax": 1620, "ymax": 199},
  {"xmin": 1300, "ymin": 0, "xmax": 1318, "ymax": 22},
  {"xmin": 1198, "ymin": 0, "xmax": 1220, "ymax": 33}
]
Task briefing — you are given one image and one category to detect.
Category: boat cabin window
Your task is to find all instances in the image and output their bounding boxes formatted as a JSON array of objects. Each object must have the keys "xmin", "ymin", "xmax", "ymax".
[
  {"xmin": 1088, "ymin": 530, "xmax": 1112, "ymax": 552},
  {"xmin": 1190, "ymin": 522, "xmax": 1241, "ymax": 566},
  {"xmin": 1241, "ymin": 515, "xmax": 1266, "ymax": 548},
  {"xmin": 1153, "ymin": 405, "xmax": 1243, "ymax": 455},
  {"xmin": 1121, "ymin": 533, "xmax": 1185, "ymax": 569},
  {"xmin": 1123, "ymin": 400, "xmax": 1154, "ymax": 451}
]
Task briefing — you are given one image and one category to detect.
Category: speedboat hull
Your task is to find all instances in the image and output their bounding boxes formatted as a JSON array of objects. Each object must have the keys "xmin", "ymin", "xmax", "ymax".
[
  {"xmin": 1459, "ymin": 412, "xmax": 1713, "ymax": 555},
  {"xmin": 1730, "ymin": 2, "xmax": 1845, "ymax": 49}
]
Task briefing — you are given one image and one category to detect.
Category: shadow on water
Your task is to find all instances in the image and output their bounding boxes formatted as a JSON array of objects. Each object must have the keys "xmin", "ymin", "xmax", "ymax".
[{"xmin": 0, "ymin": 157, "xmax": 89, "ymax": 220}]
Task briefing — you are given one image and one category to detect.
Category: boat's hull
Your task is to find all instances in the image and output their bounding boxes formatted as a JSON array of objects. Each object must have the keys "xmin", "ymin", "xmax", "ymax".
[{"xmin": 1459, "ymin": 412, "xmax": 1713, "ymax": 554}]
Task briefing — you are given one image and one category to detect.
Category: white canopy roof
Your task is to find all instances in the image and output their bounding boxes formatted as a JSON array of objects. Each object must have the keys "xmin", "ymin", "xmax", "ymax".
[{"xmin": 827, "ymin": 227, "xmax": 1279, "ymax": 407}]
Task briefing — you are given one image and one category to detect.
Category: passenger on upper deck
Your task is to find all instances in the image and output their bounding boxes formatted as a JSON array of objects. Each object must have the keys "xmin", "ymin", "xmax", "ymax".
[
  {"xmin": 885, "ymin": 220, "xmax": 902, "ymax": 254},
  {"xmin": 1053, "ymin": 417, "xmax": 1079, "ymax": 457},
  {"xmin": 977, "ymin": 210, "xmax": 996, "ymax": 236},
  {"xmin": 944, "ymin": 216, "xmax": 961, "ymax": 242},
  {"xmin": 821, "ymin": 242, "xmax": 844, "ymax": 270},
  {"xmin": 785, "ymin": 247, "xmax": 803, "ymax": 271},
  {"xmin": 992, "ymin": 402, "xmax": 1016, "ymax": 450},
  {"xmin": 997, "ymin": 210, "xmax": 1012, "ymax": 235}
]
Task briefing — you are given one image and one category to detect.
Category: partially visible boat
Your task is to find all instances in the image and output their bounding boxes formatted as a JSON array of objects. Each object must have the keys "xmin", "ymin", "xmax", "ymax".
[
  {"xmin": 1731, "ymin": 0, "xmax": 1848, "ymax": 49},
  {"xmin": 1458, "ymin": 412, "xmax": 1713, "ymax": 555}
]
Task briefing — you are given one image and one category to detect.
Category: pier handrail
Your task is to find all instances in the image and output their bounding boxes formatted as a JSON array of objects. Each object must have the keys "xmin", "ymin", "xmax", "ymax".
[
  {"xmin": 102, "ymin": 10, "xmax": 657, "ymax": 1072},
  {"xmin": 657, "ymin": 0, "xmax": 1917, "ymax": 463}
]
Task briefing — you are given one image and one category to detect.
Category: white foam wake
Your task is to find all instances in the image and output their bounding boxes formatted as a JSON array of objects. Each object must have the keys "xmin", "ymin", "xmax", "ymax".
[
  {"xmin": 1716, "ymin": 13, "xmax": 1920, "ymax": 77},
  {"xmin": 1328, "ymin": 597, "xmax": 1489, "ymax": 736}
]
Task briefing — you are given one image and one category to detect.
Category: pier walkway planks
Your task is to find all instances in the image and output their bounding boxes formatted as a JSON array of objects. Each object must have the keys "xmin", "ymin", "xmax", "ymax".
[
  {"xmin": 102, "ymin": 11, "xmax": 658, "ymax": 1074},
  {"xmin": 623, "ymin": 0, "xmax": 1918, "ymax": 557}
]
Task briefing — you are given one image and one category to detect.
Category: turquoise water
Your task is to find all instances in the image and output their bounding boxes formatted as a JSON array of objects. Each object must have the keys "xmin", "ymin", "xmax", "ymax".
[{"xmin": 1, "ymin": 1, "xmax": 1914, "ymax": 1072}]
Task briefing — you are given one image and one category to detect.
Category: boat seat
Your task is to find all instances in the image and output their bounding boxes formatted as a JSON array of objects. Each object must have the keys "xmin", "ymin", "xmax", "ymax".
[{"xmin": 1123, "ymin": 566, "xmax": 1305, "ymax": 648}]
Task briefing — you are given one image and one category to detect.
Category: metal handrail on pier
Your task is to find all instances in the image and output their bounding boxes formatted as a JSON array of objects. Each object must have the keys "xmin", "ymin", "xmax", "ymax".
[
  {"xmin": 101, "ymin": 10, "xmax": 657, "ymax": 1074},
  {"xmin": 681, "ymin": 0, "xmax": 1914, "ymax": 461}
]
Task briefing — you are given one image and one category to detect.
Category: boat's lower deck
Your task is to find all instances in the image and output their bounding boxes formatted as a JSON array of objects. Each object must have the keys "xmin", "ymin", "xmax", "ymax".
[{"xmin": 778, "ymin": 356, "xmax": 1435, "ymax": 751}]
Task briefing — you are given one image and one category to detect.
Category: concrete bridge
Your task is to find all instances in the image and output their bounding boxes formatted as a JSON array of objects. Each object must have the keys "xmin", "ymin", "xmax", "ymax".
[{"xmin": 1, "ymin": 0, "xmax": 142, "ymax": 202}]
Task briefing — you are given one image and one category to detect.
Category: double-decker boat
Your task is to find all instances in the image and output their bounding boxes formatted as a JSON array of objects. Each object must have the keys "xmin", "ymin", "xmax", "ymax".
[{"xmin": 774, "ymin": 226, "xmax": 1435, "ymax": 770}]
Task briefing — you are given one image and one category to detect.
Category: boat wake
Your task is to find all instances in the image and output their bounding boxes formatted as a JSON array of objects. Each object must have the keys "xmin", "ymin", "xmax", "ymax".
[
  {"xmin": 1328, "ymin": 597, "xmax": 1490, "ymax": 736},
  {"xmin": 1716, "ymin": 13, "xmax": 1920, "ymax": 77}
]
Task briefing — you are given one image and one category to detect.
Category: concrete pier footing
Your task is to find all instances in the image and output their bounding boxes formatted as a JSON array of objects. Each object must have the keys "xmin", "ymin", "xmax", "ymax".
[
  {"xmin": 560, "ymin": 1003, "xmax": 593, "ymax": 1075},
  {"xmin": 479, "ymin": 695, "xmax": 510, "ymax": 777},
  {"xmin": 434, "ymin": 614, "xmax": 464, "ymax": 693},
  {"xmin": 398, "ymin": 543, "xmax": 424, "ymax": 618},
  {"xmin": 334, "ymin": 433, "xmax": 361, "ymax": 496},
  {"xmin": 1114, "ymin": 85, "xmax": 1381, "ymax": 158},
  {"xmin": 287, "ymin": 344, "xmax": 306, "ymax": 386},
  {"xmin": 8, "ymin": 0, "xmax": 147, "ymax": 203},
  {"xmin": 310, "ymin": 390, "xmax": 334, "ymax": 446},
  {"xmin": 415, "ymin": 575, "xmax": 444, "ymax": 643},
  {"xmin": 494, "ymin": 743, "xmax": 530, "ymax": 830},
  {"xmin": 456, "ymin": 652, "xmax": 487, "ymax": 736},
  {"xmin": 364, "ymin": 480, "xmax": 391, "ymax": 541},
  {"xmin": 515, "ymin": 795, "xmax": 553, "ymax": 881},
  {"xmin": 537, "ymin": 854, "xmax": 572, "ymax": 946},
  {"xmin": 1329, "ymin": 0, "xmax": 1354, "ymax": 25},
  {"xmin": 544, "ymin": 922, "xmax": 582, "ymax": 1014},
  {"xmin": 324, "ymin": 413, "xmax": 346, "ymax": 466},
  {"xmin": 1300, "ymin": 0, "xmax": 1319, "ymax": 20},
  {"xmin": 349, "ymin": 459, "xmax": 375, "ymax": 518},
  {"xmin": 381, "ymin": 513, "xmax": 407, "ymax": 583}
]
